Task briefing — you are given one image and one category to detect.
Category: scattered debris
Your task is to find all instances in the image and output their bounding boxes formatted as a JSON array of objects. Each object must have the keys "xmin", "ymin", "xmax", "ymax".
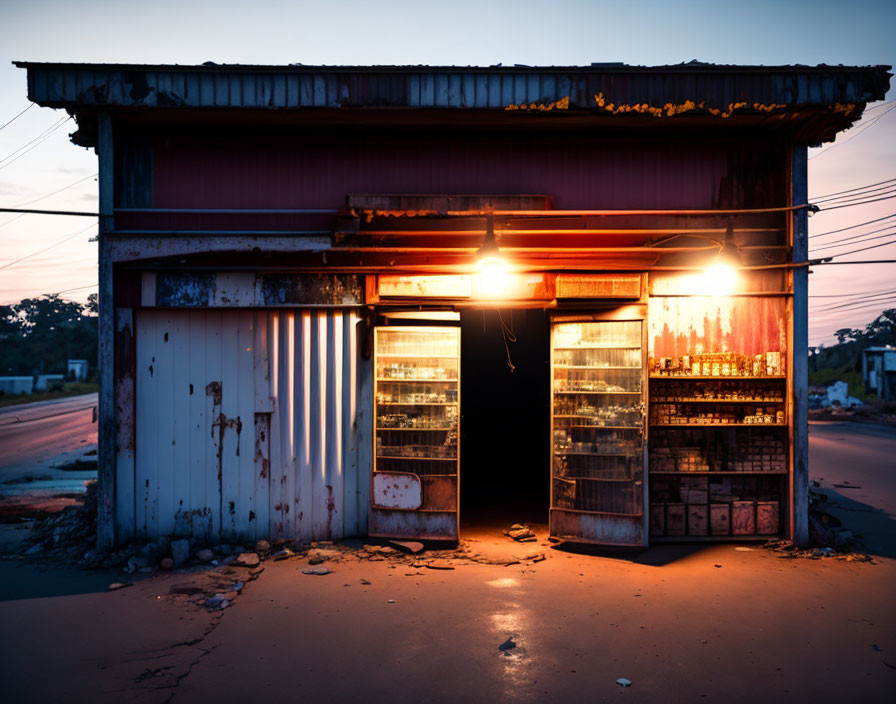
[
  {"xmin": 308, "ymin": 555, "xmax": 326, "ymax": 565},
  {"xmin": 234, "ymin": 552, "xmax": 260, "ymax": 568},
  {"xmin": 360, "ymin": 578, "xmax": 371, "ymax": 585},
  {"xmin": 498, "ymin": 637, "xmax": 517, "ymax": 654},
  {"xmin": 387, "ymin": 599, "xmax": 396, "ymax": 604},
  {"xmin": 617, "ymin": 678, "xmax": 632, "ymax": 687},
  {"xmin": 272, "ymin": 547, "xmax": 295, "ymax": 561},
  {"xmin": 504, "ymin": 524, "xmax": 537, "ymax": 542},
  {"xmin": 159, "ymin": 557, "xmax": 174, "ymax": 571},
  {"xmin": 425, "ymin": 559, "xmax": 455, "ymax": 570},
  {"xmin": 204, "ymin": 593, "xmax": 230, "ymax": 610},
  {"xmin": 108, "ymin": 582, "xmax": 132, "ymax": 591},
  {"xmin": 302, "ymin": 566, "xmax": 332, "ymax": 575},
  {"xmin": 389, "ymin": 540, "xmax": 425, "ymax": 554},
  {"xmin": 196, "ymin": 548, "xmax": 215, "ymax": 563},
  {"xmin": 255, "ymin": 539, "xmax": 271, "ymax": 555}
]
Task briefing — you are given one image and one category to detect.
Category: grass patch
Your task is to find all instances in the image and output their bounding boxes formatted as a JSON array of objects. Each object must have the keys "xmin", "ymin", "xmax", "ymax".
[{"xmin": 0, "ymin": 382, "xmax": 98, "ymax": 409}]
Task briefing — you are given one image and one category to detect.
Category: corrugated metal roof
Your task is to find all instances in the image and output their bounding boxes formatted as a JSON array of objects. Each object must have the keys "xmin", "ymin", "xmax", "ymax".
[{"xmin": 15, "ymin": 61, "xmax": 890, "ymax": 112}]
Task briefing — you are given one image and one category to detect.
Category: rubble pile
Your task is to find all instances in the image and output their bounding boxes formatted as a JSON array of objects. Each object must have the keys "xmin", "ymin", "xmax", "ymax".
[
  {"xmin": 761, "ymin": 488, "xmax": 874, "ymax": 563},
  {"xmin": 26, "ymin": 480, "xmax": 98, "ymax": 559}
]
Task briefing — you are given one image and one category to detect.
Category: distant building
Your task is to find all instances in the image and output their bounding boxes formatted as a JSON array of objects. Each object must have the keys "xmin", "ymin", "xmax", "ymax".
[
  {"xmin": 0, "ymin": 377, "xmax": 34, "ymax": 395},
  {"xmin": 35, "ymin": 374, "xmax": 65, "ymax": 391},
  {"xmin": 863, "ymin": 347, "xmax": 896, "ymax": 401},
  {"xmin": 68, "ymin": 359, "xmax": 89, "ymax": 380}
]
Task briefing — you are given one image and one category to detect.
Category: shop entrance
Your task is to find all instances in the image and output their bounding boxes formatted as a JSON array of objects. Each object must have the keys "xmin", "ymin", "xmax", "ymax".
[{"xmin": 459, "ymin": 309, "xmax": 550, "ymax": 526}]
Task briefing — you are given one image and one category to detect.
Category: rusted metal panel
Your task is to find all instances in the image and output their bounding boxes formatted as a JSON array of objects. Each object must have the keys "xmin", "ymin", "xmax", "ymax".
[
  {"xmin": 17, "ymin": 63, "xmax": 889, "ymax": 122},
  {"xmin": 372, "ymin": 472, "xmax": 422, "ymax": 510},
  {"xmin": 114, "ymin": 308, "xmax": 136, "ymax": 541},
  {"xmin": 550, "ymin": 509, "xmax": 643, "ymax": 546},
  {"xmin": 421, "ymin": 475, "xmax": 457, "ymax": 511},
  {"xmin": 368, "ymin": 510, "xmax": 458, "ymax": 541},
  {"xmin": 132, "ymin": 308, "xmax": 362, "ymax": 543},
  {"xmin": 148, "ymin": 135, "xmax": 782, "ymax": 212}
]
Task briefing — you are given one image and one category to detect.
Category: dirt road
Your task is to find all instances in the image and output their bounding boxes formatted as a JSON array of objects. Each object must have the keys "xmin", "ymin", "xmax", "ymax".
[{"xmin": 0, "ymin": 393, "xmax": 97, "ymax": 496}]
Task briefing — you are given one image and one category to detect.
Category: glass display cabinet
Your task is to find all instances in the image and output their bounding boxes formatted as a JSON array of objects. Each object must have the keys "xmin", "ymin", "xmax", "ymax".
[
  {"xmin": 550, "ymin": 318, "xmax": 646, "ymax": 545},
  {"xmin": 370, "ymin": 326, "xmax": 460, "ymax": 540}
]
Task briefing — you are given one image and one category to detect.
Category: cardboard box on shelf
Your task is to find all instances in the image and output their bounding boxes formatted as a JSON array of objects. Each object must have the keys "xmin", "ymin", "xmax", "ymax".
[
  {"xmin": 732, "ymin": 501, "xmax": 756, "ymax": 535},
  {"xmin": 666, "ymin": 503, "xmax": 686, "ymax": 536},
  {"xmin": 757, "ymin": 501, "xmax": 780, "ymax": 535},
  {"xmin": 710, "ymin": 503, "xmax": 731, "ymax": 535},
  {"xmin": 688, "ymin": 504, "xmax": 708, "ymax": 535}
]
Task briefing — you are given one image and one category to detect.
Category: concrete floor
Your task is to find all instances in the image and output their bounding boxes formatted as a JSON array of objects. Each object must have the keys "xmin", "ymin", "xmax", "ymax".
[{"xmin": 0, "ymin": 420, "xmax": 893, "ymax": 703}]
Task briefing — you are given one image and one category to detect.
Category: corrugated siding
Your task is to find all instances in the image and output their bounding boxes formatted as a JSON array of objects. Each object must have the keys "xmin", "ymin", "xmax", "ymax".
[
  {"xmin": 20, "ymin": 64, "xmax": 890, "ymax": 111},
  {"xmin": 129, "ymin": 309, "xmax": 370, "ymax": 543}
]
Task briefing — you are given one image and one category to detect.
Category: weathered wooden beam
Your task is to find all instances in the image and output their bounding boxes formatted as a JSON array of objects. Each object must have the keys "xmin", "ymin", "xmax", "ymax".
[
  {"xmin": 791, "ymin": 145, "xmax": 809, "ymax": 547},
  {"xmin": 97, "ymin": 110, "xmax": 116, "ymax": 550}
]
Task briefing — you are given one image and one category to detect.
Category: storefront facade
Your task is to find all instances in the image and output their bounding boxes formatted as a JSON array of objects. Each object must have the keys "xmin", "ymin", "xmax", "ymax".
[{"xmin": 17, "ymin": 61, "xmax": 890, "ymax": 549}]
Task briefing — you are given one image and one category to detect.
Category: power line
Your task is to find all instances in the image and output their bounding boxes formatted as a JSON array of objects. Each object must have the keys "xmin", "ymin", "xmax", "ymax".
[
  {"xmin": 810, "ymin": 212, "xmax": 896, "ymax": 239},
  {"xmin": 0, "ymin": 103, "xmax": 34, "ymax": 133},
  {"xmin": 0, "ymin": 114, "xmax": 67, "ymax": 164},
  {"xmin": 818, "ymin": 193, "xmax": 896, "ymax": 212},
  {"xmin": 810, "ymin": 293, "xmax": 896, "ymax": 313},
  {"xmin": 809, "ymin": 103, "xmax": 896, "ymax": 160},
  {"xmin": 810, "ymin": 177, "xmax": 896, "ymax": 202},
  {"xmin": 809, "ymin": 222, "xmax": 896, "ymax": 247},
  {"xmin": 0, "ymin": 221, "xmax": 96, "ymax": 271},
  {"xmin": 810, "ymin": 229, "xmax": 896, "ymax": 252},
  {"xmin": 815, "ymin": 186, "xmax": 896, "ymax": 208},
  {"xmin": 809, "ymin": 287, "xmax": 896, "ymax": 298},
  {"xmin": 824, "ymin": 236, "xmax": 896, "ymax": 258},
  {"xmin": 0, "ymin": 116, "xmax": 72, "ymax": 173},
  {"xmin": 52, "ymin": 283, "xmax": 98, "ymax": 296},
  {"xmin": 8, "ymin": 172, "xmax": 97, "ymax": 209}
]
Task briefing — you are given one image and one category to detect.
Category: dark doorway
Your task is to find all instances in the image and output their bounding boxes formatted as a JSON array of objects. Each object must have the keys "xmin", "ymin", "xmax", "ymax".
[{"xmin": 460, "ymin": 309, "xmax": 550, "ymax": 525}]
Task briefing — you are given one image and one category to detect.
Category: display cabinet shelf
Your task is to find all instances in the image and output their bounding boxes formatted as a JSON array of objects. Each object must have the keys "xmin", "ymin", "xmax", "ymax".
[{"xmin": 374, "ymin": 327, "xmax": 460, "ymax": 480}]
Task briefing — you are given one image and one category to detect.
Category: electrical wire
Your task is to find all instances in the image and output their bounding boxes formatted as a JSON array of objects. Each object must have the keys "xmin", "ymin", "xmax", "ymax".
[
  {"xmin": 52, "ymin": 283, "xmax": 98, "ymax": 296},
  {"xmin": 823, "ymin": 237, "xmax": 896, "ymax": 258},
  {"xmin": 809, "ymin": 287, "xmax": 896, "ymax": 298},
  {"xmin": 0, "ymin": 220, "xmax": 96, "ymax": 271},
  {"xmin": 815, "ymin": 186, "xmax": 896, "ymax": 208},
  {"xmin": 0, "ymin": 103, "xmax": 34, "ymax": 133},
  {"xmin": 818, "ymin": 193, "xmax": 896, "ymax": 212},
  {"xmin": 809, "ymin": 212, "xmax": 896, "ymax": 239},
  {"xmin": 9, "ymin": 172, "xmax": 97, "ymax": 209},
  {"xmin": 810, "ymin": 292, "xmax": 896, "ymax": 313},
  {"xmin": 810, "ymin": 229, "xmax": 896, "ymax": 252},
  {"xmin": 0, "ymin": 116, "xmax": 72, "ymax": 173},
  {"xmin": 809, "ymin": 222, "xmax": 896, "ymax": 247},
  {"xmin": 809, "ymin": 103, "xmax": 896, "ymax": 160},
  {"xmin": 810, "ymin": 178, "xmax": 896, "ymax": 202},
  {"xmin": 497, "ymin": 309, "xmax": 517, "ymax": 373},
  {"xmin": 0, "ymin": 114, "xmax": 68, "ymax": 164}
]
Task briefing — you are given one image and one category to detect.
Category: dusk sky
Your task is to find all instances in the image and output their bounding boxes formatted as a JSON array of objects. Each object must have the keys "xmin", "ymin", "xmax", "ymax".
[{"xmin": 0, "ymin": 0, "xmax": 893, "ymax": 346}]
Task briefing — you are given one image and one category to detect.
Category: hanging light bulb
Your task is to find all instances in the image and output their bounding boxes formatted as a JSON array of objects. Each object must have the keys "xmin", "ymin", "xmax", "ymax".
[
  {"xmin": 703, "ymin": 221, "xmax": 740, "ymax": 296},
  {"xmin": 474, "ymin": 216, "xmax": 510, "ymax": 297}
]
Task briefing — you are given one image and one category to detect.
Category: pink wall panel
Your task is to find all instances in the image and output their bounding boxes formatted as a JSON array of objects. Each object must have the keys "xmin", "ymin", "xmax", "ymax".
[{"xmin": 152, "ymin": 134, "xmax": 781, "ymax": 212}]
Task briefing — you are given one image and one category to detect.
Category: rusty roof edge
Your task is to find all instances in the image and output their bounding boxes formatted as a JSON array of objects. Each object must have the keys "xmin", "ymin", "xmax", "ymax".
[{"xmin": 11, "ymin": 60, "xmax": 893, "ymax": 74}]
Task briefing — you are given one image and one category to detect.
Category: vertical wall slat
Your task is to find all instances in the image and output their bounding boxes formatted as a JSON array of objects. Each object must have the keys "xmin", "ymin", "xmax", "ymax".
[
  {"xmin": 297, "ymin": 312, "xmax": 313, "ymax": 541},
  {"xmin": 342, "ymin": 311, "xmax": 359, "ymax": 536},
  {"xmin": 219, "ymin": 311, "xmax": 240, "ymax": 538},
  {"xmin": 114, "ymin": 308, "xmax": 136, "ymax": 542},
  {"xmin": 268, "ymin": 312, "xmax": 285, "ymax": 539},
  {"xmin": 237, "ymin": 310, "xmax": 256, "ymax": 538},
  {"xmin": 253, "ymin": 311, "xmax": 272, "ymax": 540},
  {"xmin": 135, "ymin": 313, "xmax": 154, "ymax": 538},
  {"xmin": 170, "ymin": 312, "xmax": 191, "ymax": 534},
  {"xmin": 186, "ymin": 310, "xmax": 209, "ymax": 537},
  {"xmin": 205, "ymin": 311, "xmax": 224, "ymax": 538}
]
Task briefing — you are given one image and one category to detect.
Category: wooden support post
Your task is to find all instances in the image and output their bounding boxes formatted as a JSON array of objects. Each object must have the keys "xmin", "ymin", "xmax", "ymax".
[
  {"xmin": 97, "ymin": 110, "xmax": 116, "ymax": 550},
  {"xmin": 791, "ymin": 146, "xmax": 809, "ymax": 546}
]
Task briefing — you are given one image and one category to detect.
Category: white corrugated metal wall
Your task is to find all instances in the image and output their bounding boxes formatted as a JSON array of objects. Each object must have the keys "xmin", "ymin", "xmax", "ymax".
[{"xmin": 124, "ymin": 309, "xmax": 371, "ymax": 543}]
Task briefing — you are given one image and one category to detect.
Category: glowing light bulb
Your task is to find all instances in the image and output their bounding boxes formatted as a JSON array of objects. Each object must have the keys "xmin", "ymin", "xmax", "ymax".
[
  {"xmin": 703, "ymin": 262, "xmax": 738, "ymax": 296},
  {"xmin": 474, "ymin": 257, "xmax": 511, "ymax": 298}
]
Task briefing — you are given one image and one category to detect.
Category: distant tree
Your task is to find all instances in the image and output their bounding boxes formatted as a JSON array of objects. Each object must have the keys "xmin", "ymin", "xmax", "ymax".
[
  {"xmin": 0, "ymin": 295, "xmax": 97, "ymax": 377},
  {"xmin": 834, "ymin": 328, "xmax": 855, "ymax": 344}
]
